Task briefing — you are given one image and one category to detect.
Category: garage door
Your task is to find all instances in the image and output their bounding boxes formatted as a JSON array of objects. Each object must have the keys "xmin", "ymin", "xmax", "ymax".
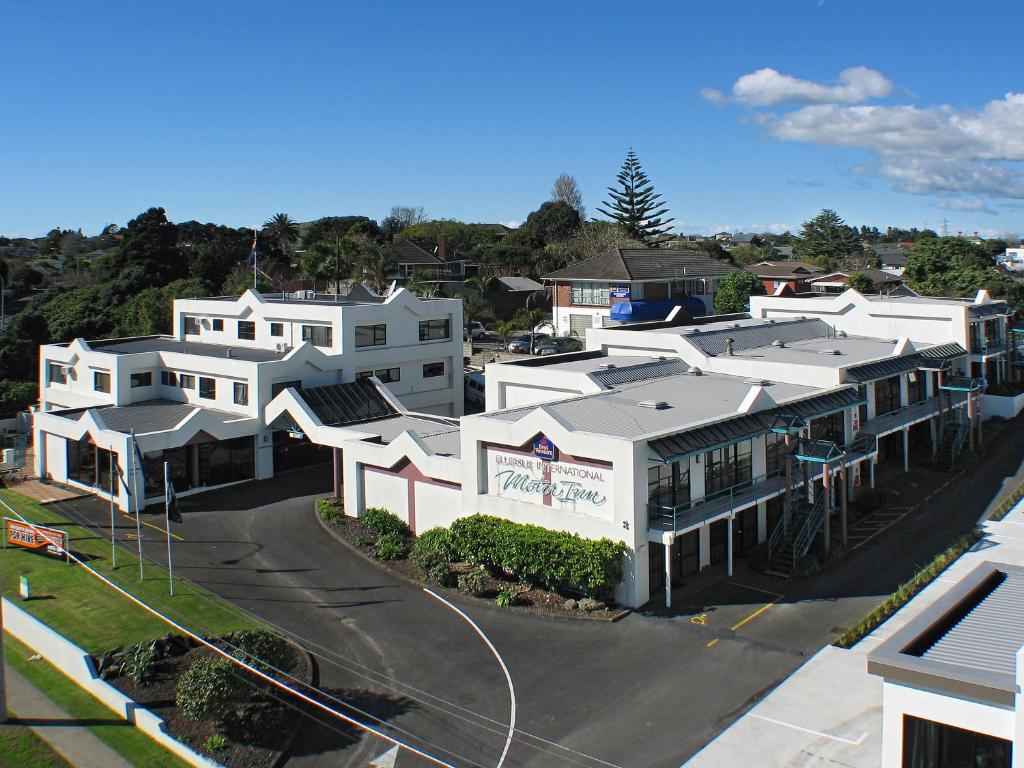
[{"xmin": 569, "ymin": 314, "xmax": 593, "ymax": 336}]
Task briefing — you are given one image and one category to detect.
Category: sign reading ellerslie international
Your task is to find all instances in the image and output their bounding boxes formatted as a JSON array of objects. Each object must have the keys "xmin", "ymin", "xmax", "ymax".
[
  {"xmin": 486, "ymin": 449, "xmax": 612, "ymax": 518},
  {"xmin": 5, "ymin": 517, "xmax": 68, "ymax": 559}
]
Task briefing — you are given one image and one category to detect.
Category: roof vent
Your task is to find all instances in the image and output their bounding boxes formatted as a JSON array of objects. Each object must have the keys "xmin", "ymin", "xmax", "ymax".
[
  {"xmin": 732, "ymin": 323, "xmax": 742, "ymax": 328},
  {"xmin": 837, "ymin": 330, "xmax": 847, "ymax": 338},
  {"xmin": 744, "ymin": 378, "xmax": 773, "ymax": 386},
  {"xmin": 772, "ymin": 339, "xmax": 785, "ymax": 348},
  {"xmin": 818, "ymin": 349, "xmax": 839, "ymax": 355},
  {"xmin": 226, "ymin": 349, "xmax": 233, "ymax": 358},
  {"xmin": 690, "ymin": 367, "xmax": 703, "ymax": 376},
  {"xmin": 650, "ymin": 355, "xmax": 667, "ymax": 361},
  {"xmin": 598, "ymin": 362, "xmax": 617, "ymax": 369},
  {"xmin": 638, "ymin": 400, "xmax": 669, "ymax": 410}
]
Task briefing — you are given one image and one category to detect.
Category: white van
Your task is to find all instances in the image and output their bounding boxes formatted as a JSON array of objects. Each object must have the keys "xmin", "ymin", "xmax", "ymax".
[{"xmin": 465, "ymin": 373, "xmax": 485, "ymax": 406}]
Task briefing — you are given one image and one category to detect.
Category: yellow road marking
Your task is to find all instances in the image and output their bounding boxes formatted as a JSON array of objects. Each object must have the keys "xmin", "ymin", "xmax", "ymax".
[
  {"xmin": 120, "ymin": 512, "xmax": 184, "ymax": 541},
  {"xmin": 730, "ymin": 581, "xmax": 784, "ymax": 599},
  {"xmin": 730, "ymin": 601, "xmax": 776, "ymax": 632},
  {"xmin": 706, "ymin": 638, "xmax": 719, "ymax": 648},
  {"xmin": 690, "ymin": 613, "xmax": 709, "ymax": 626}
]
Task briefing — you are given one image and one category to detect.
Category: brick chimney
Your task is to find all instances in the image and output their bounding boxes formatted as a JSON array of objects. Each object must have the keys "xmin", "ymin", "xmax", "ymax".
[{"xmin": 438, "ymin": 233, "xmax": 448, "ymax": 262}]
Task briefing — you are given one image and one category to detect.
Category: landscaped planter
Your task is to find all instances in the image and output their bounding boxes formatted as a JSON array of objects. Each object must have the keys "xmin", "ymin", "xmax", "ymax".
[{"xmin": 983, "ymin": 391, "xmax": 1024, "ymax": 419}]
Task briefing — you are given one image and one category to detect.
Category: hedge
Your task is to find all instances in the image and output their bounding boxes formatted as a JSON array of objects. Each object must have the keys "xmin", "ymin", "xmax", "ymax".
[
  {"xmin": 449, "ymin": 515, "xmax": 626, "ymax": 598},
  {"xmin": 360, "ymin": 507, "xmax": 409, "ymax": 538}
]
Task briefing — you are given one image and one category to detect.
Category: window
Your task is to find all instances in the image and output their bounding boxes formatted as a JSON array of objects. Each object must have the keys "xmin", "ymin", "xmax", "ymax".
[
  {"xmin": 902, "ymin": 715, "xmax": 1010, "ymax": 768},
  {"xmin": 648, "ymin": 462, "xmax": 690, "ymax": 510},
  {"xmin": 130, "ymin": 371, "xmax": 152, "ymax": 388},
  {"xmin": 233, "ymin": 382, "xmax": 248, "ymax": 405},
  {"xmin": 271, "ymin": 380, "xmax": 301, "ymax": 397},
  {"xmin": 704, "ymin": 440, "xmax": 753, "ymax": 497},
  {"xmin": 48, "ymin": 363, "xmax": 67, "ymax": 385},
  {"xmin": 160, "ymin": 370, "xmax": 178, "ymax": 387},
  {"xmin": 237, "ymin": 320, "xmax": 255, "ymax": 340},
  {"xmin": 354, "ymin": 324, "xmax": 385, "ymax": 348},
  {"xmin": 270, "ymin": 322, "xmax": 284, "ymax": 337},
  {"xmin": 199, "ymin": 377, "xmax": 216, "ymax": 399},
  {"xmin": 810, "ymin": 411, "xmax": 844, "ymax": 443},
  {"xmin": 183, "ymin": 316, "xmax": 200, "ymax": 335},
  {"xmin": 423, "ymin": 362, "xmax": 445, "ymax": 378},
  {"xmin": 357, "ymin": 368, "xmax": 400, "ymax": 383},
  {"xmin": 570, "ymin": 283, "xmax": 612, "ymax": 306},
  {"xmin": 874, "ymin": 375, "xmax": 901, "ymax": 416},
  {"xmin": 764, "ymin": 432, "xmax": 787, "ymax": 476},
  {"xmin": 93, "ymin": 371, "xmax": 110, "ymax": 393},
  {"xmin": 179, "ymin": 374, "xmax": 195, "ymax": 389},
  {"xmin": 419, "ymin": 319, "xmax": 451, "ymax": 342},
  {"xmin": 302, "ymin": 324, "xmax": 334, "ymax": 348},
  {"xmin": 212, "ymin": 319, "xmax": 224, "ymax": 331}
]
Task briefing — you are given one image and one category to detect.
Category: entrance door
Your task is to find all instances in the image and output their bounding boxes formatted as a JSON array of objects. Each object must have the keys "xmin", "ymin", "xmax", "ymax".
[
  {"xmin": 709, "ymin": 519, "xmax": 728, "ymax": 564},
  {"xmin": 733, "ymin": 506, "xmax": 758, "ymax": 556}
]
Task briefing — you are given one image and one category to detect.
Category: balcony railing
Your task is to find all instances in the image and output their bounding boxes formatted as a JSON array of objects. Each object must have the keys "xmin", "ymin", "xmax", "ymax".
[{"xmin": 860, "ymin": 393, "xmax": 967, "ymax": 437}]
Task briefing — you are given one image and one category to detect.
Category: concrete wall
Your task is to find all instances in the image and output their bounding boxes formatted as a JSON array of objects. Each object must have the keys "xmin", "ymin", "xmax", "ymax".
[
  {"xmin": 363, "ymin": 469, "xmax": 409, "ymax": 524},
  {"xmin": 983, "ymin": 392, "xmax": 1024, "ymax": 420},
  {"xmin": 2, "ymin": 598, "xmax": 221, "ymax": 768}
]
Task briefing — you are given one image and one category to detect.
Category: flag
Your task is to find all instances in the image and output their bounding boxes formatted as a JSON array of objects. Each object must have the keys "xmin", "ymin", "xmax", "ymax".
[
  {"xmin": 127, "ymin": 435, "xmax": 145, "ymax": 499},
  {"xmin": 166, "ymin": 477, "xmax": 182, "ymax": 523},
  {"xmin": 247, "ymin": 229, "xmax": 258, "ymax": 268}
]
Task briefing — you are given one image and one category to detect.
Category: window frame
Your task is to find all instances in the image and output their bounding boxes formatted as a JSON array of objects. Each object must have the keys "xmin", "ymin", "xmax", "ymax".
[
  {"xmin": 418, "ymin": 318, "xmax": 451, "ymax": 342},
  {"xmin": 354, "ymin": 324, "xmax": 386, "ymax": 348},
  {"xmin": 48, "ymin": 363, "xmax": 68, "ymax": 385},
  {"xmin": 93, "ymin": 370, "xmax": 111, "ymax": 393},
  {"xmin": 183, "ymin": 316, "xmax": 200, "ymax": 335},
  {"xmin": 357, "ymin": 368, "xmax": 400, "ymax": 383},
  {"xmin": 130, "ymin": 371, "xmax": 153, "ymax": 389},
  {"xmin": 270, "ymin": 322, "xmax": 284, "ymax": 337},
  {"xmin": 233, "ymin": 381, "xmax": 249, "ymax": 405},
  {"xmin": 179, "ymin": 374, "xmax": 196, "ymax": 390},
  {"xmin": 198, "ymin": 376, "xmax": 216, "ymax": 400},
  {"xmin": 301, "ymin": 324, "xmax": 334, "ymax": 348},
  {"xmin": 422, "ymin": 361, "xmax": 445, "ymax": 378},
  {"xmin": 160, "ymin": 370, "xmax": 178, "ymax": 387},
  {"xmin": 237, "ymin": 320, "xmax": 256, "ymax": 341},
  {"xmin": 211, "ymin": 318, "xmax": 224, "ymax": 331}
]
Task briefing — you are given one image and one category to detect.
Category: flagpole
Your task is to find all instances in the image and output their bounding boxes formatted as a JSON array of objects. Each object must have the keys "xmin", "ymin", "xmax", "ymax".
[
  {"xmin": 110, "ymin": 452, "xmax": 117, "ymax": 569},
  {"xmin": 164, "ymin": 462, "xmax": 174, "ymax": 596},
  {"xmin": 131, "ymin": 430, "xmax": 144, "ymax": 581},
  {"xmin": 253, "ymin": 226, "xmax": 258, "ymax": 290}
]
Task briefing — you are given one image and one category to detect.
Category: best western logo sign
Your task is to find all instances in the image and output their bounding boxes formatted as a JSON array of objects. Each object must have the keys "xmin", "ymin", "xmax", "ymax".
[
  {"xmin": 486, "ymin": 449, "xmax": 612, "ymax": 518},
  {"xmin": 533, "ymin": 436, "xmax": 557, "ymax": 461}
]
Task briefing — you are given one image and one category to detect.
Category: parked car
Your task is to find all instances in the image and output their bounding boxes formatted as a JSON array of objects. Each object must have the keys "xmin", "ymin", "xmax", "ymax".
[
  {"xmin": 534, "ymin": 337, "xmax": 583, "ymax": 356},
  {"xmin": 465, "ymin": 372, "xmax": 485, "ymax": 405},
  {"xmin": 477, "ymin": 330, "xmax": 502, "ymax": 344},
  {"xmin": 465, "ymin": 321, "xmax": 487, "ymax": 340},
  {"xmin": 507, "ymin": 333, "xmax": 550, "ymax": 353}
]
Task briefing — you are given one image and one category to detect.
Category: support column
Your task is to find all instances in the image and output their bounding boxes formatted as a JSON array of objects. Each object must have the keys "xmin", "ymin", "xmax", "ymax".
[
  {"xmin": 968, "ymin": 392, "xmax": 977, "ymax": 451},
  {"xmin": 664, "ymin": 536, "xmax": 673, "ymax": 608},
  {"xmin": 332, "ymin": 447, "xmax": 342, "ymax": 502},
  {"xmin": 822, "ymin": 465, "xmax": 831, "ymax": 559},
  {"xmin": 840, "ymin": 465, "xmax": 848, "ymax": 550},
  {"xmin": 727, "ymin": 515, "xmax": 734, "ymax": 577},
  {"xmin": 784, "ymin": 434, "xmax": 793, "ymax": 517},
  {"xmin": 191, "ymin": 445, "xmax": 200, "ymax": 488},
  {"xmin": 869, "ymin": 458, "xmax": 876, "ymax": 489},
  {"xmin": 902, "ymin": 428, "xmax": 910, "ymax": 473}
]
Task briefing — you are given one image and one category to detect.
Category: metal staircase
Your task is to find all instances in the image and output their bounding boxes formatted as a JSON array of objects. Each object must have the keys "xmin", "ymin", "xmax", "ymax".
[
  {"xmin": 933, "ymin": 416, "xmax": 969, "ymax": 470},
  {"xmin": 767, "ymin": 488, "xmax": 826, "ymax": 577}
]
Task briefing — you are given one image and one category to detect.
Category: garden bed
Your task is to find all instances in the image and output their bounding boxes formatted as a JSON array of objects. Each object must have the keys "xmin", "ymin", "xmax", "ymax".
[
  {"xmin": 318, "ymin": 502, "xmax": 628, "ymax": 621},
  {"xmin": 101, "ymin": 633, "xmax": 311, "ymax": 766}
]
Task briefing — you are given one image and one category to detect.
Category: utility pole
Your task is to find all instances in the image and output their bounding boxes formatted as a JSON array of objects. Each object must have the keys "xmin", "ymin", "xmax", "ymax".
[{"xmin": 1, "ymin": 570, "xmax": 7, "ymax": 723}]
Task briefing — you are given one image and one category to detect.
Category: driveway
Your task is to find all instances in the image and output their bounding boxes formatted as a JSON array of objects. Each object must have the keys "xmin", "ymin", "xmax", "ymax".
[{"xmin": 48, "ymin": 413, "xmax": 1024, "ymax": 768}]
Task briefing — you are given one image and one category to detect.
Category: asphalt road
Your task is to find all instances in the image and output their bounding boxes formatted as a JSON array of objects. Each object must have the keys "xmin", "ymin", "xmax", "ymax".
[{"xmin": 46, "ymin": 414, "xmax": 1024, "ymax": 768}]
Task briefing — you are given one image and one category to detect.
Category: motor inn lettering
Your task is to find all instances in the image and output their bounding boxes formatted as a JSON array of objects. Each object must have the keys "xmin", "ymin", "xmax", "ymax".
[{"xmin": 486, "ymin": 449, "xmax": 612, "ymax": 517}]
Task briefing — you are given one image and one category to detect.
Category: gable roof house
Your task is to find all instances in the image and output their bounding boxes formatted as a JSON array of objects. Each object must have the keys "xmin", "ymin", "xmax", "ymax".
[
  {"xmin": 392, "ymin": 234, "xmax": 471, "ymax": 281},
  {"xmin": 745, "ymin": 261, "xmax": 825, "ymax": 294},
  {"xmin": 543, "ymin": 247, "xmax": 738, "ymax": 337}
]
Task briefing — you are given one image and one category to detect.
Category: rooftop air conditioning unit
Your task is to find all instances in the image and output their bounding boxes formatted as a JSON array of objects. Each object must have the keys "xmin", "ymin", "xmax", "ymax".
[
  {"xmin": 638, "ymin": 400, "xmax": 669, "ymax": 410},
  {"xmin": 275, "ymin": 342, "xmax": 288, "ymax": 353}
]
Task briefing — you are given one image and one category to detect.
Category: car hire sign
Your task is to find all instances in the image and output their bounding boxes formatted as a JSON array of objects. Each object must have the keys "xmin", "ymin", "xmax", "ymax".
[
  {"xmin": 5, "ymin": 518, "xmax": 68, "ymax": 559},
  {"xmin": 486, "ymin": 449, "xmax": 612, "ymax": 518}
]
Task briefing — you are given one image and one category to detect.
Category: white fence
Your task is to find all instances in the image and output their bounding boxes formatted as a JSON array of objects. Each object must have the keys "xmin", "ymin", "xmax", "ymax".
[{"xmin": 2, "ymin": 597, "xmax": 222, "ymax": 768}]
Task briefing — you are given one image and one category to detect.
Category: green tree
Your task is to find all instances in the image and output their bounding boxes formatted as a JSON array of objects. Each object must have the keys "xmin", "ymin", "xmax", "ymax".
[
  {"xmin": 795, "ymin": 209, "xmax": 863, "ymax": 264},
  {"xmin": 845, "ymin": 272, "xmax": 875, "ymax": 293},
  {"xmin": 221, "ymin": 266, "xmax": 274, "ymax": 296},
  {"xmin": 405, "ymin": 270, "xmax": 440, "ymax": 298},
  {"xmin": 381, "ymin": 206, "xmax": 427, "ymax": 240},
  {"xmin": 904, "ymin": 237, "xmax": 1002, "ymax": 298},
  {"xmin": 596, "ymin": 150, "xmax": 674, "ymax": 243},
  {"xmin": 302, "ymin": 216, "xmax": 379, "ymax": 248},
  {"xmin": 109, "ymin": 207, "xmax": 182, "ymax": 286},
  {"xmin": 514, "ymin": 201, "xmax": 582, "ymax": 251},
  {"xmin": 355, "ymin": 240, "xmax": 398, "ymax": 293},
  {"xmin": 714, "ymin": 271, "xmax": 765, "ymax": 314},
  {"xmin": 263, "ymin": 213, "xmax": 300, "ymax": 257}
]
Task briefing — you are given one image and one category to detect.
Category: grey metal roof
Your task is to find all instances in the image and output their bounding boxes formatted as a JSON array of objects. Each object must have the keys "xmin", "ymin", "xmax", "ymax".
[
  {"xmin": 82, "ymin": 399, "xmax": 247, "ymax": 434},
  {"xmin": 590, "ymin": 358, "xmax": 688, "ymax": 387},
  {"xmin": 922, "ymin": 568, "xmax": 1024, "ymax": 676},
  {"xmin": 969, "ymin": 301, "xmax": 1011, "ymax": 318},
  {"xmin": 648, "ymin": 387, "xmax": 861, "ymax": 461},
  {"xmin": 845, "ymin": 354, "xmax": 921, "ymax": 383},
  {"xmin": 362, "ymin": 414, "xmax": 462, "ymax": 458},
  {"xmin": 296, "ymin": 380, "xmax": 397, "ymax": 427},
  {"xmin": 919, "ymin": 342, "xmax": 968, "ymax": 360},
  {"xmin": 543, "ymin": 247, "xmax": 739, "ymax": 281},
  {"xmin": 681, "ymin": 318, "xmax": 829, "ymax": 356},
  {"xmin": 90, "ymin": 336, "xmax": 287, "ymax": 363}
]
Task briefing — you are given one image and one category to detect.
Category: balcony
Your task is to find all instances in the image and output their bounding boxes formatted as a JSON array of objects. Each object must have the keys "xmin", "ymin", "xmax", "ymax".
[
  {"xmin": 648, "ymin": 435, "xmax": 877, "ymax": 539},
  {"xmin": 860, "ymin": 393, "xmax": 967, "ymax": 438}
]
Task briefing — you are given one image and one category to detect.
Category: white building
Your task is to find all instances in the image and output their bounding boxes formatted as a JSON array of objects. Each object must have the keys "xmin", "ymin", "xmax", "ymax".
[
  {"xmin": 265, "ymin": 289, "xmax": 993, "ymax": 609},
  {"xmin": 868, "ymin": 560, "xmax": 1020, "ymax": 767},
  {"xmin": 33, "ymin": 288, "xmax": 463, "ymax": 510}
]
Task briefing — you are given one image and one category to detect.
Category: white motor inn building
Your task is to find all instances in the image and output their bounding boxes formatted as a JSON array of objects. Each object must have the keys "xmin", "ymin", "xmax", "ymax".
[
  {"xmin": 33, "ymin": 287, "xmax": 463, "ymax": 510},
  {"xmin": 264, "ymin": 288, "xmax": 1009, "ymax": 609}
]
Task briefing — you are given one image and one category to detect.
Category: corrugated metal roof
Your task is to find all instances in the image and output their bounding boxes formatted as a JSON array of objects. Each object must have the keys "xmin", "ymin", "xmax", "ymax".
[
  {"xmin": 591, "ymin": 358, "xmax": 688, "ymax": 387},
  {"xmin": 84, "ymin": 399, "xmax": 248, "ymax": 434},
  {"xmin": 296, "ymin": 380, "xmax": 397, "ymax": 427},
  {"xmin": 922, "ymin": 570, "xmax": 1024, "ymax": 676},
  {"xmin": 845, "ymin": 354, "xmax": 921, "ymax": 383},
  {"xmin": 969, "ymin": 302, "xmax": 1011, "ymax": 318},
  {"xmin": 649, "ymin": 387, "xmax": 861, "ymax": 461},
  {"xmin": 682, "ymin": 318, "xmax": 828, "ymax": 356},
  {"xmin": 919, "ymin": 342, "xmax": 967, "ymax": 360}
]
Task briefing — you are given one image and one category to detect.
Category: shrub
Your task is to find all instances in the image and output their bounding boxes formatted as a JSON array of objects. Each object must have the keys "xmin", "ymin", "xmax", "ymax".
[
  {"xmin": 355, "ymin": 534, "xmax": 372, "ymax": 548},
  {"xmin": 376, "ymin": 531, "xmax": 405, "ymax": 560},
  {"xmin": 121, "ymin": 643, "xmax": 157, "ymax": 685},
  {"xmin": 176, "ymin": 656, "xmax": 242, "ymax": 722},
  {"xmin": 410, "ymin": 527, "xmax": 461, "ymax": 572},
  {"xmin": 426, "ymin": 561, "xmax": 450, "ymax": 586},
  {"xmin": 495, "ymin": 587, "xmax": 515, "ymax": 608},
  {"xmin": 457, "ymin": 565, "xmax": 489, "ymax": 596},
  {"xmin": 224, "ymin": 629, "xmax": 294, "ymax": 674},
  {"xmin": 316, "ymin": 497, "xmax": 342, "ymax": 524},
  {"xmin": 450, "ymin": 515, "xmax": 627, "ymax": 597},
  {"xmin": 361, "ymin": 507, "xmax": 409, "ymax": 538},
  {"xmin": 203, "ymin": 734, "xmax": 229, "ymax": 753}
]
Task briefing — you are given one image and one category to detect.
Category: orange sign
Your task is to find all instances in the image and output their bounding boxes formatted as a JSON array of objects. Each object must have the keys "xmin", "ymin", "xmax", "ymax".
[{"xmin": 5, "ymin": 518, "xmax": 68, "ymax": 559}]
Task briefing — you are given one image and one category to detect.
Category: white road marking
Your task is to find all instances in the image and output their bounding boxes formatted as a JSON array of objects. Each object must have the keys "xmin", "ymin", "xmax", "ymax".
[
  {"xmin": 369, "ymin": 745, "xmax": 399, "ymax": 767},
  {"xmin": 749, "ymin": 713, "xmax": 868, "ymax": 746},
  {"xmin": 423, "ymin": 588, "xmax": 516, "ymax": 768}
]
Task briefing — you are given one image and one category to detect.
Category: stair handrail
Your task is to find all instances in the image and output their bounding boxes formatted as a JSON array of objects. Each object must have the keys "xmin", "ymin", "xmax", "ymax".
[{"xmin": 792, "ymin": 489, "xmax": 826, "ymax": 564}]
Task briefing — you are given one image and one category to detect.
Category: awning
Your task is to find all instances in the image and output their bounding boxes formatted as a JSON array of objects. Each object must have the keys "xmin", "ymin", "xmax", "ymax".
[{"xmin": 845, "ymin": 355, "xmax": 922, "ymax": 383}]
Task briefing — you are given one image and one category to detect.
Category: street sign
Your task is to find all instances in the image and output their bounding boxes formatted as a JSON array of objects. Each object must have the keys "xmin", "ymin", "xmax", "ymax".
[{"xmin": 5, "ymin": 518, "xmax": 67, "ymax": 559}]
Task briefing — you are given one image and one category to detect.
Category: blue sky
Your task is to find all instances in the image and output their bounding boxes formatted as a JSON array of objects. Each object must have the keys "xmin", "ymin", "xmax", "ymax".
[{"xmin": 3, "ymin": 0, "xmax": 1022, "ymax": 239}]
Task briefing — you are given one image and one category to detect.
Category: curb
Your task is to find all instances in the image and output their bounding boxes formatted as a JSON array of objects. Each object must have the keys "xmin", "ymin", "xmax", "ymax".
[
  {"xmin": 313, "ymin": 505, "xmax": 630, "ymax": 623},
  {"xmin": 270, "ymin": 645, "xmax": 318, "ymax": 768}
]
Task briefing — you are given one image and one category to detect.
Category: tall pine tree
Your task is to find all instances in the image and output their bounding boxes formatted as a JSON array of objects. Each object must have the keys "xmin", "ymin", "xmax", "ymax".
[{"xmin": 597, "ymin": 150, "xmax": 674, "ymax": 243}]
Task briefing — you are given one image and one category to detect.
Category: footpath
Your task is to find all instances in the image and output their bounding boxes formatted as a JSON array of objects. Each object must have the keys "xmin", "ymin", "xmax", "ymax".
[{"xmin": 2, "ymin": 660, "xmax": 132, "ymax": 768}]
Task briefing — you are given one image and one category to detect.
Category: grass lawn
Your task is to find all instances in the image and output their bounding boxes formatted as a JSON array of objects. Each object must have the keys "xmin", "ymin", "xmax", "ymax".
[
  {"xmin": 0, "ymin": 717, "xmax": 72, "ymax": 768},
  {"xmin": 0, "ymin": 487, "xmax": 258, "ymax": 654},
  {"xmin": 4, "ymin": 635, "xmax": 192, "ymax": 768}
]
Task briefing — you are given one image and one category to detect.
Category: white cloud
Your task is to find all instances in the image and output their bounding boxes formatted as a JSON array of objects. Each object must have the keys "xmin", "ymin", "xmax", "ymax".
[
  {"xmin": 501, "ymin": 219, "xmax": 521, "ymax": 228},
  {"xmin": 934, "ymin": 198, "xmax": 997, "ymax": 216},
  {"xmin": 705, "ymin": 65, "xmax": 1024, "ymax": 203},
  {"xmin": 708, "ymin": 66, "xmax": 893, "ymax": 107}
]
